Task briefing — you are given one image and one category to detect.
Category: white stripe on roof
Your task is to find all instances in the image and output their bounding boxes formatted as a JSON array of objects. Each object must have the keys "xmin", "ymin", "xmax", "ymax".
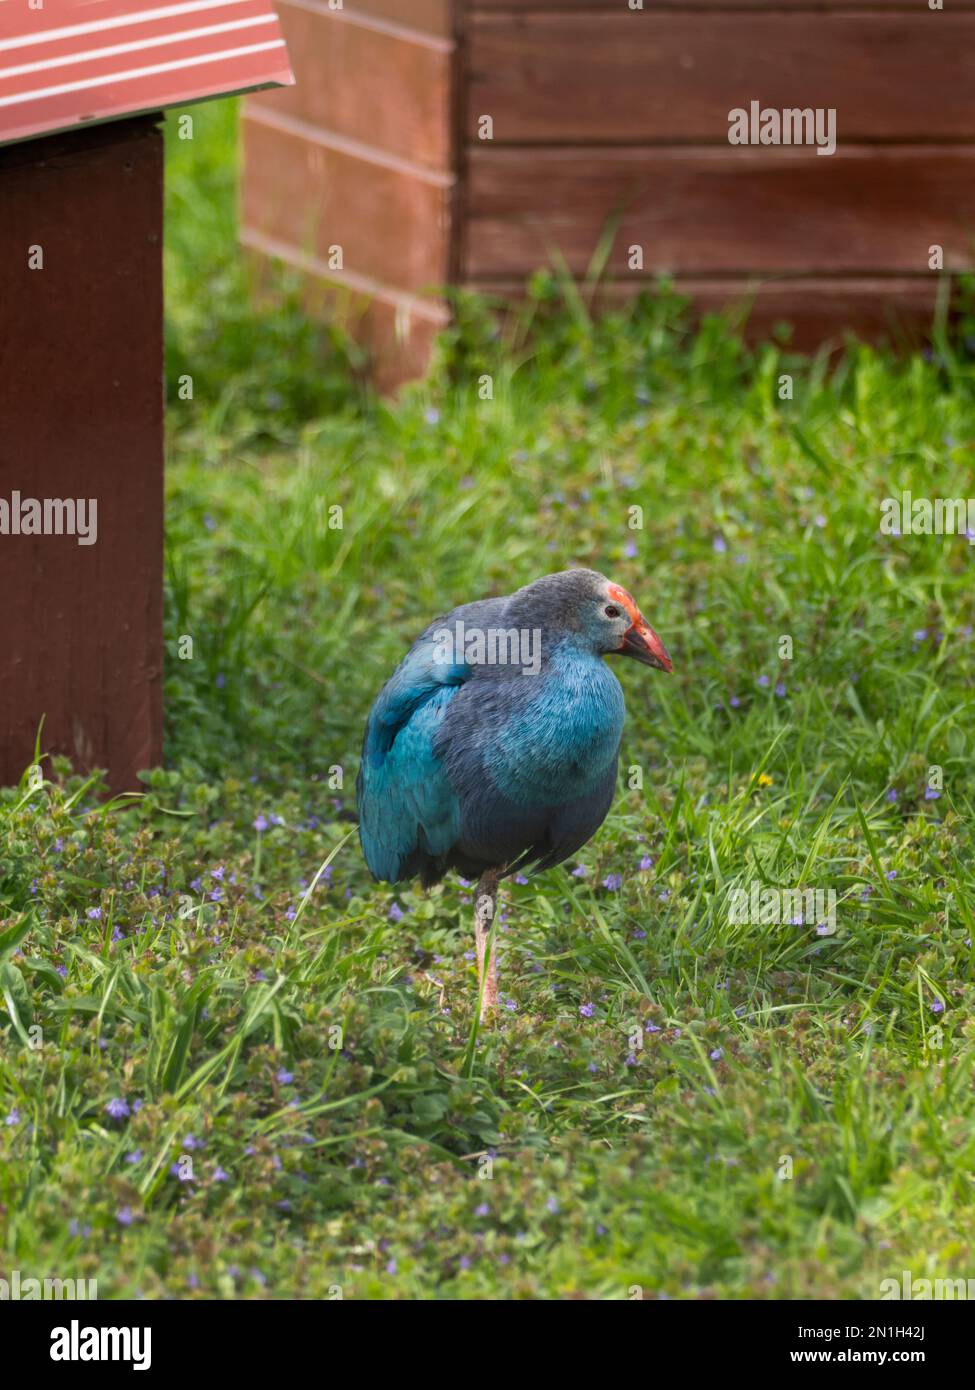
[
  {"xmin": 2, "ymin": 0, "xmax": 260, "ymax": 53},
  {"xmin": 0, "ymin": 38, "xmax": 288, "ymax": 108},
  {"xmin": 0, "ymin": 15, "xmax": 277, "ymax": 82}
]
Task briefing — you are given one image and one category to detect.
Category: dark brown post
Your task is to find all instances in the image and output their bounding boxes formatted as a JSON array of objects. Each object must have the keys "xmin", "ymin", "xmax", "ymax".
[{"xmin": 0, "ymin": 116, "xmax": 164, "ymax": 792}]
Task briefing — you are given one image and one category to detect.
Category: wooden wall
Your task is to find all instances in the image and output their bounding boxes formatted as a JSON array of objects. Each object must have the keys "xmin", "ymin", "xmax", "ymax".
[
  {"xmin": 241, "ymin": 0, "xmax": 457, "ymax": 390},
  {"xmin": 460, "ymin": 0, "xmax": 975, "ymax": 347},
  {"xmin": 242, "ymin": 0, "xmax": 975, "ymax": 375},
  {"xmin": 0, "ymin": 117, "xmax": 164, "ymax": 792}
]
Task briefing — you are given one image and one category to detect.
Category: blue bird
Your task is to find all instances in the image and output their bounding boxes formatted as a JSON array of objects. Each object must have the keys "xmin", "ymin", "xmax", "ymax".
[{"xmin": 357, "ymin": 569, "xmax": 672, "ymax": 1019}]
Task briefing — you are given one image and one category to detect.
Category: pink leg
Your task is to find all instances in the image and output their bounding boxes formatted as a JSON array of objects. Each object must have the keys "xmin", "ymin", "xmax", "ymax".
[{"xmin": 474, "ymin": 870, "xmax": 501, "ymax": 1022}]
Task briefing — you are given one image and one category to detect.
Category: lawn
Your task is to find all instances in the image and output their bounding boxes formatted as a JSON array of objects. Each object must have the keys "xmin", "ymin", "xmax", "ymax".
[{"xmin": 2, "ymin": 100, "xmax": 974, "ymax": 1300}]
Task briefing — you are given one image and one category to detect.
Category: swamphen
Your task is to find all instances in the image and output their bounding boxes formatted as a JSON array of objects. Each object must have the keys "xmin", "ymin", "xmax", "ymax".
[{"xmin": 357, "ymin": 569, "xmax": 672, "ymax": 1020}]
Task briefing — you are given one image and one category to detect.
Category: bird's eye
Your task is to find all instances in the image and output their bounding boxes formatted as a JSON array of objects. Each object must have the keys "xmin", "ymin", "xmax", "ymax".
[{"xmin": 604, "ymin": 604, "xmax": 621, "ymax": 619}]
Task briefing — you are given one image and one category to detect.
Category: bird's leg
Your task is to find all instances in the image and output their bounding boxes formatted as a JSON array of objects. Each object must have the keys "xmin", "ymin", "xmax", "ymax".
[{"xmin": 474, "ymin": 869, "xmax": 501, "ymax": 1022}]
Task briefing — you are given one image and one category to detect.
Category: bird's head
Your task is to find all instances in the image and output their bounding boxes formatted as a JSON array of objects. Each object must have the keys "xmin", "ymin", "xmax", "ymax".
[{"xmin": 509, "ymin": 569, "xmax": 673, "ymax": 673}]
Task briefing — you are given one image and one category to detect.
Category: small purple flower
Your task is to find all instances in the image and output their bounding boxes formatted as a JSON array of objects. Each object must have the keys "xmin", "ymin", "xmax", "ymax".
[
  {"xmin": 571, "ymin": 864, "xmax": 588, "ymax": 878},
  {"xmin": 602, "ymin": 873, "xmax": 622, "ymax": 892},
  {"xmin": 276, "ymin": 1069, "xmax": 294, "ymax": 1085},
  {"xmin": 885, "ymin": 787, "xmax": 898, "ymax": 803},
  {"xmin": 886, "ymin": 870, "xmax": 898, "ymax": 881},
  {"xmin": 709, "ymin": 1047, "xmax": 724, "ymax": 1061},
  {"xmin": 475, "ymin": 1202, "xmax": 490, "ymax": 1217},
  {"xmin": 624, "ymin": 539, "xmax": 637, "ymax": 559},
  {"xmin": 105, "ymin": 1097, "xmax": 130, "ymax": 1120},
  {"xmin": 757, "ymin": 674, "xmax": 770, "ymax": 688},
  {"xmin": 579, "ymin": 1002, "xmax": 595, "ymax": 1017},
  {"xmin": 253, "ymin": 814, "xmax": 269, "ymax": 833},
  {"xmin": 126, "ymin": 1149, "xmax": 142, "ymax": 1164},
  {"xmin": 514, "ymin": 874, "xmax": 529, "ymax": 885},
  {"xmin": 388, "ymin": 902, "xmax": 404, "ymax": 923},
  {"xmin": 116, "ymin": 1206, "xmax": 134, "ymax": 1227},
  {"xmin": 713, "ymin": 535, "xmax": 727, "ymax": 554},
  {"xmin": 924, "ymin": 786, "xmax": 941, "ymax": 801},
  {"xmin": 931, "ymin": 999, "xmax": 945, "ymax": 1014},
  {"xmin": 639, "ymin": 855, "xmax": 654, "ymax": 871},
  {"xmin": 86, "ymin": 907, "xmax": 102, "ymax": 921},
  {"xmin": 5, "ymin": 1109, "xmax": 20, "ymax": 1126},
  {"xmin": 546, "ymin": 1197, "xmax": 560, "ymax": 1213},
  {"xmin": 729, "ymin": 695, "xmax": 741, "ymax": 708},
  {"xmin": 212, "ymin": 1167, "xmax": 230, "ymax": 1182},
  {"xmin": 774, "ymin": 681, "xmax": 787, "ymax": 698}
]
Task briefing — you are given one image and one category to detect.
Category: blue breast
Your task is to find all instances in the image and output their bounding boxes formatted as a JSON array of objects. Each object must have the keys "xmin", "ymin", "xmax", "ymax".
[{"xmin": 483, "ymin": 639, "xmax": 625, "ymax": 806}]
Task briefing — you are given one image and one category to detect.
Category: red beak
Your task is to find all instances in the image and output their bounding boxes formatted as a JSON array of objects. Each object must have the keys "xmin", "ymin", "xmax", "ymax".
[{"xmin": 620, "ymin": 620, "xmax": 673, "ymax": 673}]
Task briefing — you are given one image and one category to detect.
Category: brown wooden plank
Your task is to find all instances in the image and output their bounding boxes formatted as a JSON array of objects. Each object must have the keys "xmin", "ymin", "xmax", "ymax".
[
  {"xmin": 251, "ymin": 1, "xmax": 452, "ymax": 172},
  {"xmin": 241, "ymin": 117, "xmax": 451, "ymax": 293},
  {"xmin": 472, "ymin": 275, "xmax": 942, "ymax": 351},
  {"xmin": 471, "ymin": 1, "xmax": 959, "ymax": 9},
  {"xmin": 465, "ymin": 146, "xmax": 975, "ymax": 276},
  {"xmin": 467, "ymin": 14, "xmax": 975, "ymax": 142},
  {"xmin": 0, "ymin": 118, "xmax": 163, "ymax": 792},
  {"xmin": 344, "ymin": 0, "xmax": 455, "ymax": 34}
]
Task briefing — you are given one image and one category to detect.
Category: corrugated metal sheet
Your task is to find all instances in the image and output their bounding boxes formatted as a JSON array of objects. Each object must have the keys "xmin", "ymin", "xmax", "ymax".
[{"xmin": 0, "ymin": 0, "xmax": 293, "ymax": 146}]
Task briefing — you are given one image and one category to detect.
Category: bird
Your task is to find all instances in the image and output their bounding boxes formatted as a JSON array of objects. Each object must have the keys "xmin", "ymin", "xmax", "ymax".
[{"xmin": 356, "ymin": 568, "xmax": 672, "ymax": 1021}]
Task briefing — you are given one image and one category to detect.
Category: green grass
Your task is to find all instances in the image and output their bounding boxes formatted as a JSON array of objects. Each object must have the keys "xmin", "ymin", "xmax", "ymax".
[{"xmin": 2, "ymin": 99, "xmax": 975, "ymax": 1299}]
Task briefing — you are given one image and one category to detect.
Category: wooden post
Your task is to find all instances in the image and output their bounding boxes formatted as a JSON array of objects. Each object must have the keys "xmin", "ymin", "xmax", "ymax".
[{"xmin": 0, "ymin": 116, "xmax": 164, "ymax": 792}]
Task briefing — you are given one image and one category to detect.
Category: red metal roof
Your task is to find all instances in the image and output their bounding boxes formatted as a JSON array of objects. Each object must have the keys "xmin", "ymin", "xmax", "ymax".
[{"xmin": 0, "ymin": 0, "xmax": 293, "ymax": 146}]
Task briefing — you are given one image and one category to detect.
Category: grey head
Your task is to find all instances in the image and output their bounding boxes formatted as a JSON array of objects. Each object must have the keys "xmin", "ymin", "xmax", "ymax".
[{"xmin": 505, "ymin": 568, "xmax": 673, "ymax": 671}]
